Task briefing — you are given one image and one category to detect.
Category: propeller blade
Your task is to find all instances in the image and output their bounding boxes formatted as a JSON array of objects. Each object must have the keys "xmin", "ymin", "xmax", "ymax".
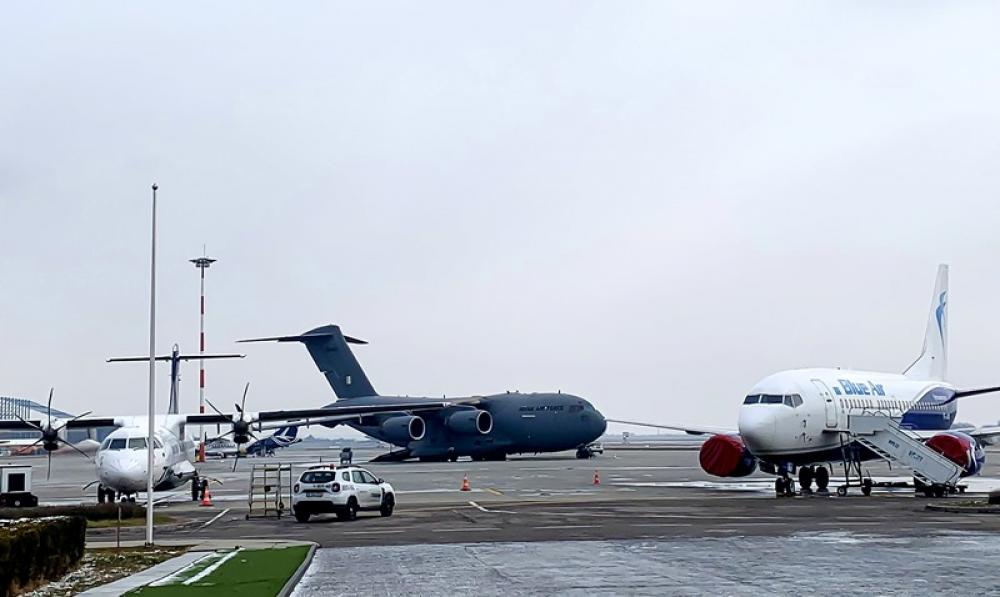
[
  {"xmin": 209, "ymin": 430, "xmax": 234, "ymax": 441},
  {"xmin": 60, "ymin": 439, "xmax": 94, "ymax": 461},
  {"xmin": 47, "ymin": 388, "xmax": 54, "ymax": 427},
  {"xmin": 11, "ymin": 413, "xmax": 43, "ymax": 433},
  {"xmin": 55, "ymin": 411, "xmax": 93, "ymax": 432},
  {"xmin": 205, "ymin": 398, "xmax": 227, "ymax": 418},
  {"xmin": 241, "ymin": 383, "xmax": 250, "ymax": 412},
  {"xmin": 232, "ymin": 453, "xmax": 240, "ymax": 473},
  {"xmin": 47, "ymin": 451, "xmax": 52, "ymax": 481}
]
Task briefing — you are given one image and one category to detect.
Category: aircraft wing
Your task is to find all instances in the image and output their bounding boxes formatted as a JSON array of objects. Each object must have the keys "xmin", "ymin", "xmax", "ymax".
[
  {"xmin": 0, "ymin": 402, "xmax": 450, "ymax": 433},
  {"xmin": 605, "ymin": 418, "xmax": 734, "ymax": 436},
  {"xmin": 183, "ymin": 401, "xmax": 452, "ymax": 427}
]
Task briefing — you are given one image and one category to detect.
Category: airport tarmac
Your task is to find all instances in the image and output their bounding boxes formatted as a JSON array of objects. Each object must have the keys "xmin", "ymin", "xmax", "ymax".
[{"xmin": 15, "ymin": 445, "xmax": 1000, "ymax": 548}]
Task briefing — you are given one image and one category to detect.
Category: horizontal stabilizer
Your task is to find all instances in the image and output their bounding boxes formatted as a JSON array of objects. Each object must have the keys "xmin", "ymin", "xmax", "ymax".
[{"xmin": 239, "ymin": 333, "xmax": 368, "ymax": 345}]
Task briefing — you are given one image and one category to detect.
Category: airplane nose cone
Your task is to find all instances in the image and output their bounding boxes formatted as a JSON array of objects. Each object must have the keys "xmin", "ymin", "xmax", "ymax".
[
  {"xmin": 738, "ymin": 406, "xmax": 776, "ymax": 453},
  {"xmin": 99, "ymin": 454, "xmax": 147, "ymax": 492},
  {"xmin": 595, "ymin": 411, "xmax": 607, "ymax": 437}
]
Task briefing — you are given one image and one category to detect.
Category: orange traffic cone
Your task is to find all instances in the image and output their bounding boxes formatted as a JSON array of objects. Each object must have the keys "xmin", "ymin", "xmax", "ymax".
[
  {"xmin": 200, "ymin": 485, "xmax": 213, "ymax": 507},
  {"xmin": 460, "ymin": 474, "xmax": 471, "ymax": 492},
  {"xmin": 593, "ymin": 470, "xmax": 600, "ymax": 486}
]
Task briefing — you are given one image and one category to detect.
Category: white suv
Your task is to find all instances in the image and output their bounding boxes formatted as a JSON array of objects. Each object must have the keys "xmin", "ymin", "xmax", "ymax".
[{"xmin": 291, "ymin": 465, "xmax": 395, "ymax": 523}]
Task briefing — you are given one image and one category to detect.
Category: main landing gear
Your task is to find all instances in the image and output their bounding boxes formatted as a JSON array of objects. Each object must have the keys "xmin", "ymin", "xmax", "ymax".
[
  {"xmin": 796, "ymin": 465, "xmax": 831, "ymax": 495},
  {"xmin": 774, "ymin": 465, "xmax": 832, "ymax": 497}
]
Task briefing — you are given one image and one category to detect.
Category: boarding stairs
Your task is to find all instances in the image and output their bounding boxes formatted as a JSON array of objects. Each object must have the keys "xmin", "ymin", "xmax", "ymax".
[
  {"xmin": 847, "ymin": 414, "xmax": 962, "ymax": 487},
  {"xmin": 246, "ymin": 464, "xmax": 292, "ymax": 520}
]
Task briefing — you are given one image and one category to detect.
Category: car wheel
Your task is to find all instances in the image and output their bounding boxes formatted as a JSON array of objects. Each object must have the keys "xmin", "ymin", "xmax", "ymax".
[
  {"xmin": 294, "ymin": 509, "xmax": 310, "ymax": 523},
  {"xmin": 338, "ymin": 498, "xmax": 358, "ymax": 521},
  {"xmin": 380, "ymin": 494, "xmax": 395, "ymax": 517}
]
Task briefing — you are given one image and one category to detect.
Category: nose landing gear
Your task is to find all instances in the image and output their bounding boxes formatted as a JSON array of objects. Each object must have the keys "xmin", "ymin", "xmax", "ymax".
[{"xmin": 774, "ymin": 475, "xmax": 796, "ymax": 497}]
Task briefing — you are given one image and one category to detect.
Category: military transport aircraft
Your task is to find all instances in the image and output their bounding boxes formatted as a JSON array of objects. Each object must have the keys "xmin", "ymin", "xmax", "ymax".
[
  {"xmin": 240, "ymin": 325, "xmax": 607, "ymax": 461},
  {"xmin": 612, "ymin": 265, "xmax": 1000, "ymax": 498}
]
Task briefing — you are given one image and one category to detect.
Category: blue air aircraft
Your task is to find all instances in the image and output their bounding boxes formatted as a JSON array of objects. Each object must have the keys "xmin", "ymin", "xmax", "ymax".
[
  {"xmin": 246, "ymin": 426, "xmax": 300, "ymax": 457},
  {"xmin": 612, "ymin": 265, "xmax": 1000, "ymax": 498},
  {"xmin": 239, "ymin": 327, "xmax": 607, "ymax": 461}
]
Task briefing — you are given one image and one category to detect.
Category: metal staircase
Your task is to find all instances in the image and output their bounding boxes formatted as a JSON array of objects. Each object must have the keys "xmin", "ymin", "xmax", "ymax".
[
  {"xmin": 246, "ymin": 464, "xmax": 292, "ymax": 520},
  {"xmin": 848, "ymin": 414, "xmax": 962, "ymax": 487}
]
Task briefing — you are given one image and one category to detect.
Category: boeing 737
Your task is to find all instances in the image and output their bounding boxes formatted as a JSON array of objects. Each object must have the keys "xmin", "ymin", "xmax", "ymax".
[
  {"xmin": 612, "ymin": 265, "xmax": 1000, "ymax": 497},
  {"xmin": 240, "ymin": 325, "xmax": 608, "ymax": 461}
]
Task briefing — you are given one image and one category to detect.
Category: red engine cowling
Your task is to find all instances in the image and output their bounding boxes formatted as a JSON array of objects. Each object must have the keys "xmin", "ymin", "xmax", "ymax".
[
  {"xmin": 699, "ymin": 434, "xmax": 757, "ymax": 477},
  {"xmin": 925, "ymin": 431, "xmax": 985, "ymax": 477}
]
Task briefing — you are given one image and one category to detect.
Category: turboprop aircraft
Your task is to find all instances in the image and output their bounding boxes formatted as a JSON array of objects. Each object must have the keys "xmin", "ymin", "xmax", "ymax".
[
  {"xmin": 611, "ymin": 265, "xmax": 1000, "ymax": 498},
  {"xmin": 239, "ymin": 325, "xmax": 608, "ymax": 462},
  {"xmin": 0, "ymin": 384, "xmax": 451, "ymax": 501}
]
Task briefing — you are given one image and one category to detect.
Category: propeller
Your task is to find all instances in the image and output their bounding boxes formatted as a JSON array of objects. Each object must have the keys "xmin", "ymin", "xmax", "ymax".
[
  {"xmin": 206, "ymin": 383, "xmax": 258, "ymax": 472},
  {"xmin": 12, "ymin": 388, "xmax": 93, "ymax": 479}
]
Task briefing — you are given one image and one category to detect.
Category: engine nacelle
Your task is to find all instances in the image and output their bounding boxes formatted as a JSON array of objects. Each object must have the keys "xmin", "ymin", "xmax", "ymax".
[
  {"xmin": 699, "ymin": 434, "xmax": 757, "ymax": 478},
  {"xmin": 380, "ymin": 415, "xmax": 426, "ymax": 444},
  {"xmin": 926, "ymin": 431, "xmax": 985, "ymax": 477},
  {"xmin": 445, "ymin": 410, "xmax": 493, "ymax": 435}
]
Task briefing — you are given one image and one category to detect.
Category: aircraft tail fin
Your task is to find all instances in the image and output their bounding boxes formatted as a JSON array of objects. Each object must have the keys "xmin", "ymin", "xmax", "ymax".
[
  {"xmin": 239, "ymin": 325, "xmax": 378, "ymax": 399},
  {"xmin": 904, "ymin": 264, "xmax": 948, "ymax": 381}
]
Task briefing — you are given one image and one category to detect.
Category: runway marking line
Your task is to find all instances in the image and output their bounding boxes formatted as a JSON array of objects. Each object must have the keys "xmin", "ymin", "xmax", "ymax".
[
  {"xmin": 535, "ymin": 525, "xmax": 600, "ymax": 530},
  {"xmin": 341, "ymin": 529, "xmax": 407, "ymax": 535},
  {"xmin": 197, "ymin": 507, "xmax": 231, "ymax": 531},
  {"xmin": 468, "ymin": 501, "xmax": 515, "ymax": 514},
  {"xmin": 433, "ymin": 527, "xmax": 500, "ymax": 533}
]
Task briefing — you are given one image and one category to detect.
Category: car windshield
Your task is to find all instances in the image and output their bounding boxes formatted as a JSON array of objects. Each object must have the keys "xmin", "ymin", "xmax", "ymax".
[{"xmin": 301, "ymin": 471, "xmax": 335, "ymax": 484}]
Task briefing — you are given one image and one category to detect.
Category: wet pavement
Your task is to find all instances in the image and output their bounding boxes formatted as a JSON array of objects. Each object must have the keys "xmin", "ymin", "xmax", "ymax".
[{"xmin": 294, "ymin": 533, "xmax": 1000, "ymax": 596}]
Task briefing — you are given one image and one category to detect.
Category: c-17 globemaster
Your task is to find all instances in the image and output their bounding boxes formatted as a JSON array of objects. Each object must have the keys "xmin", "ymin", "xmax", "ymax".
[{"xmin": 240, "ymin": 325, "xmax": 608, "ymax": 461}]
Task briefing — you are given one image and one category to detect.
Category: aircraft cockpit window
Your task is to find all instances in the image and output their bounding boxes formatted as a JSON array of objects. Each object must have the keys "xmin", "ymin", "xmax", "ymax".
[
  {"xmin": 783, "ymin": 394, "xmax": 803, "ymax": 408},
  {"xmin": 128, "ymin": 438, "xmax": 147, "ymax": 450},
  {"xmin": 743, "ymin": 395, "xmax": 760, "ymax": 404},
  {"xmin": 569, "ymin": 405, "xmax": 583, "ymax": 413},
  {"xmin": 153, "ymin": 438, "xmax": 163, "ymax": 449},
  {"xmin": 100, "ymin": 438, "xmax": 113, "ymax": 450},
  {"xmin": 759, "ymin": 394, "xmax": 784, "ymax": 405},
  {"xmin": 108, "ymin": 438, "xmax": 127, "ymax": 450}
]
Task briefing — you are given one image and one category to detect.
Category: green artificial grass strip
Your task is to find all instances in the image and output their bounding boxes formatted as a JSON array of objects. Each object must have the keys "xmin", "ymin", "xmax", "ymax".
[{"xmin": 126, "ymin": 546, "xmax": 309, "ymax": 597}]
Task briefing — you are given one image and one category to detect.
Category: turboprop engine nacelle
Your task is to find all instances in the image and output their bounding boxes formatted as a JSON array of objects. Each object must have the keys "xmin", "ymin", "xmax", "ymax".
[
  {"xmin": 380, "ymin": 415, "xmax": 426, "ymax": 443},
  {"xmin": 699, "ymin": 434, "xmax": 757, "ymax": 478},
  {"xmin": 445, "ymin": 410, "xmax": 493, "ymax": 435},
  {"xmin": 926, "ymin": 431, "xmax": 985, "ymax": 477}
]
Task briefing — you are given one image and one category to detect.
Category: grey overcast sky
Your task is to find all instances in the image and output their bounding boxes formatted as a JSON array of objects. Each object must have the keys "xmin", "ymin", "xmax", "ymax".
[{"xmin": 3, "ymin": 3, "xmax": 1000, "ymax": 436}]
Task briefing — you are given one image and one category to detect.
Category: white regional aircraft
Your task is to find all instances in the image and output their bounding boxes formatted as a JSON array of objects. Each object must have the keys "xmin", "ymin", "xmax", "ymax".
[
  {"xmin": 1, "ymin": 386, "xmax": 449, "ymax": 502},
  {"xmin": 612, "ymin": 265, "xmax": 1000, "ymax": 498}
]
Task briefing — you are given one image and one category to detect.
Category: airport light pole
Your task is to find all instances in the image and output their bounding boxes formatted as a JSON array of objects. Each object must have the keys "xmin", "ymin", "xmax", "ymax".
[
  {"xmin": 190, "ymin": 253, "xmax": 216, "ymax": 463},
  {"xmin": 146, "ymin": 184, "xmax": 158, "ymax": 547}
]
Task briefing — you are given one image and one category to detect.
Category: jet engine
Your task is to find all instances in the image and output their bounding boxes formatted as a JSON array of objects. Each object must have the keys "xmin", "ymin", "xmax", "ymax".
[
  {"xmin": 925, "ymin": 431, "xmax": 985, "ymax": 477},
  {"xmin": 699, "ymin": 434, "xmax": 757, "ymax": 478},
  {"xmin": 380, "ymin": 415, "xmax": 426, "ymax": 443},
  {"xmin": 445, "ymin": 410, "xmax": 493, "ymax": 435}
]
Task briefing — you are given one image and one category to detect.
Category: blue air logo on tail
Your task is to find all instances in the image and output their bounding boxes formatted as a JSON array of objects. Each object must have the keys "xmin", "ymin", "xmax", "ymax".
[
  {"xmin": 246, "ymin": 426, "xmax": 300, "ymax": 455},
  {"xmin": 935, "ymin": 291, "xmax": 947, "ymax": 340}
]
